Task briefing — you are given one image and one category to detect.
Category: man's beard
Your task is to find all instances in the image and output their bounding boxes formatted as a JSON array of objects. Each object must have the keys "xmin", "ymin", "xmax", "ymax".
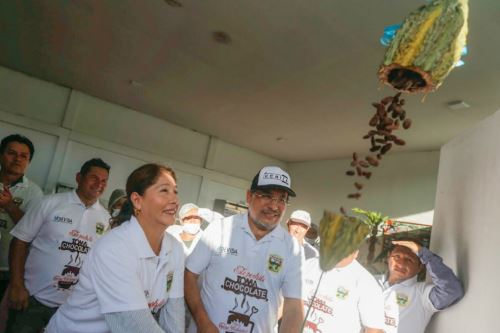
[{"xmin": 252, "ymin": 218, "xmax": 279, "ymax": 231}]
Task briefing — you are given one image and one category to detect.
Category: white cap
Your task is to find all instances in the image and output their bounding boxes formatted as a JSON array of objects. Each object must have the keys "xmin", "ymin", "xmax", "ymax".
[
  {"xmin": 251, "ymin": 166, "xmax": 296, "ymax": 197},
  {"xmin": 179, "ymin": 203, "xmax": 199, "ymax": 220},
  {"xmin": 289, "ymin": 210, "xmax": 311, "ymax": 227}
]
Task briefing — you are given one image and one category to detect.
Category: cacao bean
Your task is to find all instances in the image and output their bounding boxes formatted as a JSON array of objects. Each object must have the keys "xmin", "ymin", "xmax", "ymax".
[
  {"xmin": 381, "ymin": 143, "xmax": 392, "ymax": 154},
  {"xmin": 363, "ymin": 172, "xmax": 372, "ymax": 179},
  {"xmin": 356, "ymin": 167, "xmax": 363, "ymax": 176},
  {"xmin": 399, "ymin": 110, "xmax": 406, "ymax": 121},
  {"xmin": 375, "ymin": 138, "xmax": 386, "ymax": 144},
  {"xmin": 353, "ymin": 152, "xmax": 358, "ymax": 161},
  {"xmin": 366, "ymin": 156, "xmax": 379, "ymax": 167},
  {"xmin": 340, "ymin": 206, "xmax": 347, "ymax": 215},
  {"xmin": 348, "ymin": 193, "xmax": 361, "ymax": 199},
  {"xmin": 369, "ymin": 115, "xmax": 379, "ymax": 127},
  {"xmin": 370, "ymin": 145, "xmax": 381, "ymax": 152},
  {"xmin": 358, "ymin": 160, "xmax": 370, "ymax": 168},
  {"xmin": 394, "ymin": 138, "xmax": 406, "ymax": 146},
  {"xmin": 354, "ymin": 182, "xmax": 363, "ymax": 190},
  {"xmin": 381, "ymin": 96, "xmax": 393, "ymax": 105},
  {"xmin": 346, "ymin": 170, "xmax": 355, "ymax": 176},
  {"xmin": 403, "ymin": 118, "xmax": 412, "ymax": 129},
  {"xmin": 351, "ymin": 160, "xmax": 357, "ymax": 167}
]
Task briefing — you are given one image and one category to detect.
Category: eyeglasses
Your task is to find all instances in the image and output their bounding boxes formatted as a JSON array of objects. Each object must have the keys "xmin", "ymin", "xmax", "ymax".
[{"xmin": 253, "ymin": 192, "xmax": 289, "ymax": 206}]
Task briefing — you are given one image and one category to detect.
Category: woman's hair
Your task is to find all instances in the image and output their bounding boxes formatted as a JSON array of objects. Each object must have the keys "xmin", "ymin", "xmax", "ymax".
[{"xmin": 111, "ymin": 163, "xmax": 176, "ymax": 227}]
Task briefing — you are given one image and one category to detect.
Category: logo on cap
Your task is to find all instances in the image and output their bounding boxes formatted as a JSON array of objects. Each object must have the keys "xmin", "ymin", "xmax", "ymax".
[{"xmin": 262, "ymin": 171, "xmax": 289, "ymax": 186}]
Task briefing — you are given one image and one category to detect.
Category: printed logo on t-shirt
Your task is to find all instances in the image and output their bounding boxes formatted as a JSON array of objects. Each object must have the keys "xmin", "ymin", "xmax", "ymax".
[
  {"xmin": 218, "ymin": 266, "xmax": 269, "ymax": 333},
  {"xmin": 303, "ymin": 294, "xmax": 333, "ymax": 333},
  {"xmin": 267, "ymin": 254, "xmax": 283, "ymax": 273},
  {"xmin": 336, "ymin": 286, "xmax": 349, "ymax": 300},
  {"xmin": 396, "ymin": 292, "xmax": 409, "ymax": 306},
  {"xmin": 12, "ymin": 197, "xmax": 23, "ymax": 206},
  {"xmin": 95, "ymin": 222, "xmax": 105, "ymax": 235},
  {"xmin": 304, "ymin": 312, "xmax": 325, "ymax": 333},
  {"xmin": 216, "ymin": 246, "xmax": 238, "ymax": 256},
  {"xmin": 53, "ymin": 230, "xmax": 92, "ymax": 291},
  {"xmin": 52, "ymin": 215, "xmax": 73, "ymax": 224},
  {"xmin": 166, "ymin": 271, "xmax": 174, "ymax": 292},
  {"xmin": 385, "ymin": 311, "xmax": 397, "ymax": 327}
]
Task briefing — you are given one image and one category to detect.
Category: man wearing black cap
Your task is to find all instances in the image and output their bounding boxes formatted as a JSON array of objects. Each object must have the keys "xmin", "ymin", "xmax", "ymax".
[{"xmin": 185, "ymin": 166, "xmax": 304, "ymax": 333}]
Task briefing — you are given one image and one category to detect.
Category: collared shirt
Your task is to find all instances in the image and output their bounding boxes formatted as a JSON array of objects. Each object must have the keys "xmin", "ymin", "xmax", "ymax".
[
  {"xmin": 378, "ymin": 274, "xmax": 436, "ymax": 333},
  {"xmin": 186, "ymin": 213, "xmax": 304, "ymax": 333},
  {"xmin": 0, "ymin": 175, "xmax": 43, "ymax": 270},
  {"xmin": 303, "ymin": 242, "xmax": 319, "ymax": 260},
  {"xmin": 11, "ymin": 190, "xmax": 110, "ymax": 307},
  {"xmin": 303, "ymin": 258, "xmax": 385, "ymax": 333},
  {"xmin": 166, "ymin": 224, "xmax": 202, "ymax": 257},
  {"xmin": 46, "ymin": 217, "xmax": 185, "ymax": 333}
]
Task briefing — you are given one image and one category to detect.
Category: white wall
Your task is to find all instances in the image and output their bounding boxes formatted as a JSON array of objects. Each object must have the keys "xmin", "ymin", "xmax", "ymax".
[
  {"xmin": 426, "ymin": 109, "xmax": 500, "ymax": 332},
  {"xmin": 0, "ymin": 65, "xmax": 440, "ymax": 222},
  {"xmin": 287, "ymin": 150, "xmax": 440, "ymax": 225},
  {"xmin": 0, "ymin": 66, "xmax": 283, "ymax": 209}
]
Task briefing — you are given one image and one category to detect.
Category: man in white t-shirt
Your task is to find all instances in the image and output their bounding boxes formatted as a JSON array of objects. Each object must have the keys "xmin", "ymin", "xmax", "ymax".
[
  {"xmin": 302, "ymin": 250, "xmax": 385, "ymax": 333},
  {"xmin": 6, "ymin": 158, "xmax": 111, "ymax": 333},
  {"xmin": 185, "ymin": 166, "xmax": 304, "ymax": 333},
  {"xmin": 286, "ymin": 210, "xmax": 319, "ymax": 260},
  {"xmin": 168, "ymin": 203, "xmax": 204, "ymax": 257},
  {"xmin": 0, "ymin": 134, "xmax": 43, "ymax": 299},
  {"xmin": 378, "ymin": 240, "xmax": 464, "ymax": 333}
]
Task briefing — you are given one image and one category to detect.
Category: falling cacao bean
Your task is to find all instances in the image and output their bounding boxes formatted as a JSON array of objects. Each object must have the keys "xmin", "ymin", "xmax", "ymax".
[
  {"xmin": 381, "ymin": 96, "xmax": 393, "ymax": 105},
  {"xmin": 383, "ymin": 117, "xmax": 393, "ymax": 126},
  {"xmin": 370, "ymin": 145, "xmax": 381, "ymax": 152},
  {"xmin": 346, "ymin": 170, "xmax": 355, "ymax": 176},
  {"xmin": 369, "ymin": 115, "xmax": 379, "ymax": 127},
  {"xmin": 399, "ymin": 98, "xmax": 405, "ymax": 106},
  {"xmin": 366, "ymin": 156, "xmax": 379, "ymax": 167},
  {"xmin": 403, "ymin": 118, "xmax": 412, "ymax": 129},
  {"xmin": 376, "ymin": 154, "xmax": 382, "ymax": 160},
  {"xmin": 340, "ymin": 206, "xmax": 347, "ymax": 215},
  {"xmin": 376, "ymin": 130, "xmax": 391, "ymax": 136},
  {"xmin": 348, "ymin": 193, "xmax": 361, "ymax": 199},
  {"xmin": 354, "ymin": 182, "xmax": 363, "ymax": 190},
  {"xmin": 363, "ymin": 171, "xmax": 372, "ymax": 179},
  {"xmin": 375, "ymin": 138, "xmax": 386, "ymax": 144},
  {"xmin": 381, "ymin": 143, "xmax": 392, "ymax": 154},
  {"xmin": 353, "ymin": 152, "xmax": 358, "ymax": 161},
  {"xmin": 394, "ymin": 138, "xmax": 406, "ymax": 146},
  {"xmin": 356, "ymin": 167, "xmax": 363, "ymax": 176},
  {"xmin": 350, "ymin": 160, "xmax": 357, "ymax": 167},
  {"xmin": 399, "ymin": 110, "xmax": 406, "ymax": 121},
  {"xmin": 358, "ymin": 160, "xmax": 370, "ymax": 168}
]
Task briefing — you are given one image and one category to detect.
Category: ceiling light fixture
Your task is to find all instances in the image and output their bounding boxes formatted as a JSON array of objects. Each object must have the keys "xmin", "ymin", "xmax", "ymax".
[
  {"xmin": 447, "ymin": 100, "xmax": 470, "ymax": 110},
  {"xmin": 164, "ymin": 0, "xmax": 183, "ymax": 7},
  {"xmin": 212, "ymin": 31, "xmax": 232, "ymax": 45}
]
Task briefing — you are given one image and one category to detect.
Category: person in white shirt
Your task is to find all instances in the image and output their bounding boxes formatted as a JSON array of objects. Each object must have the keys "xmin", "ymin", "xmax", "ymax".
[
  {"xmin": 167, "ymin": 203, "xmax": 204, "ymax": 257},
  {"xmin": 107, "ymin": 189, "xmax": 126, "ymax": 228},
  {"xmin": 302, "ymin": 251, "xmax": 385, "ymax": 333},
  {"xmin": 286, "ymin": 210, "xmax": 319, "ymax": 260},
  {"xmin": 46, "ymin": 163, "xmax": 185, "ymax": 333},
  {"xmin": 185, "ymin": 166, "xmax": 304, "ymax": 333},
  {"xmin": 0, "ymin": 134, "xmax": 43, "ymax": 298},
  {"xmin": 378, "ymin": 240, "xmax": 464, "ymax": 333},
  {"xmin": 6, "ymin": 158, "xmax": 111, "ymax": 333}
]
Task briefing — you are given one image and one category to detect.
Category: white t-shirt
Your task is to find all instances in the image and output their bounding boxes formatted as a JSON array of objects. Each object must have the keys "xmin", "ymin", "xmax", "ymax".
[
  {"xmin": 167, "ymin": 224, "xmax": 202, "ymax": 257},
  {"xmin": 10, "ymin": 190, "xmax": 110, "ymax": 307},
  {"xmin": 0, "ymin": 175, "xmax": 43, "ymax": 270},
  {"xmin": 302, "ymin": 258, "xmax": 385, "ymax": 333},
  {"xmin": 46, "ymin": 217, "xmax": 185, "ymax": 333},
  {"xmin": 377, "ymin": 275, "xmax": 438, "ymax": 333},
  {"xmin": 186, "ymin": 213, "xmax": 303, "ymax": 333}
]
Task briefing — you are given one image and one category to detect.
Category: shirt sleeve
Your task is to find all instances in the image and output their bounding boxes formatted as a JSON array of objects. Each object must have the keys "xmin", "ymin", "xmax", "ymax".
[
  {"xmin": 185, "ymin": 220, "xmax": 219, "ymax": 275},
  {"xmin": 358, "ymin": 273, "xmax": 385, "ymax": 329},
  {"xmin": 89, "ymin": 239, "xmax": 149, "ymax": 314},
  {"xmin": 418, "ymin": 247, "xmax": 464, "ymax": 311},
  {"xmin": 281, "ymin": 238, "xmax": 304, "ymax": 300},
  {"xmin": 168, "ymin": 240, "xmax": 185, "ymax": 299},
  {"xmin": 10, "ymin": 196, "xmax": 50, "ymax": 242}
]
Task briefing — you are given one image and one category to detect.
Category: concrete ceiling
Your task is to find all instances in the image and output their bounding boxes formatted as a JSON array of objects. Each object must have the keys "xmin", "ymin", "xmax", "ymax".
[{"xmin": 1, "ymin": 0, "xmax": 499, "ymax": 162}]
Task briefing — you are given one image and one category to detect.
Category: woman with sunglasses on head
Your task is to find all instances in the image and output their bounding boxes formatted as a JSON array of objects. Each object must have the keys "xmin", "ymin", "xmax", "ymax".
[{"xmin": 46, "ymin": 163, "xmax": 184, "ymax": 333}]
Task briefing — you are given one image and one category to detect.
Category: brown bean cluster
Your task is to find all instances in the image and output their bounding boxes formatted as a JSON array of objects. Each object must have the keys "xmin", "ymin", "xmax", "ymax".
[{"xmin": 345, "ymin": 92, "xmax": 411, "ymax": 200}]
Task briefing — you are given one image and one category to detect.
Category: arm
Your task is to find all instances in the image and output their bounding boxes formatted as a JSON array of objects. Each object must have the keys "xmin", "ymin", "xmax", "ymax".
[
  {"xmin": 184, "ymin": 269, "xmax": 218, "ymax": 333},
  {"xmin": 0, "ymin": 189, "xmax": 24, "ymax": 224},
  {"xmin": 8, "ymin": 237, "xmax": 30, "ymax": 310},
  {"xmin": 418, "ymin": 247, "xmax": 464, "ymax": 309},
  {"xmin": 279, "ymin": 298, "xmax": 304, "ymax": 333},
  {"xmin": 104, "ymin": 309, "xmax": 165, "ymax": 333},
  {"xmin": 363, "ymin": 328, "xmax": 384, "ymax": 333}
]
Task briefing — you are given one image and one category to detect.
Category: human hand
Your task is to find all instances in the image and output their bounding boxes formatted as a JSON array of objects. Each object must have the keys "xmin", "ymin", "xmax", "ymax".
[
  {"xmin": 392, "ymin": 240, "xmax": 421, "ymax": 254},
  {"xmin": 0, "ymin": 188, "xmax": 13, "ymax": 208},
  {"xmin": 8, "ymin": 283, "xmax": 30, "ymax": 310}
]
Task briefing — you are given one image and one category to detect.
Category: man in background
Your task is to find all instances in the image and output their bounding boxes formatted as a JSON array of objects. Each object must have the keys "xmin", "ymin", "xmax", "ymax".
[
  {"xmin": 0, "ymin": 134, "xmax": 43, "ymax": 299},
  {"xmin": 286, "ymin": 210, "xmax": 319, "ymax": 260},
  {"xmin": 6, "ymin": 158, "xmax": 111, "ymax": 333},
  {"xmin": 379, "ymin": 240, "xmax": 464, "ymax": 333}
]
